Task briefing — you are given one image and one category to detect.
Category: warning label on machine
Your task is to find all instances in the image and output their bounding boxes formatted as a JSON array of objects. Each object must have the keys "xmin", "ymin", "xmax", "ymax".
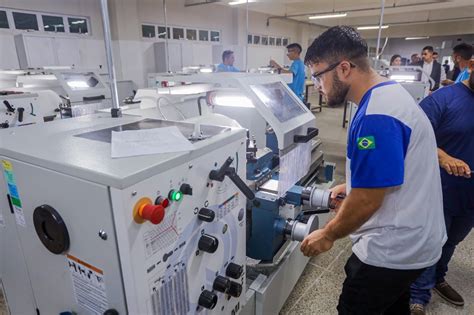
[
  {"xmin": 1, "ymin": 160, "xmax": 26, "ymax": 227},
  {"xmin": 66, "ymin": 254, "xmax": 109, "ymax": 315}
]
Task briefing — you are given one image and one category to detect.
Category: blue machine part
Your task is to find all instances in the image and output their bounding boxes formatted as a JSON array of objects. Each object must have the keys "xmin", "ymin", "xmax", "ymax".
[
  {"xmin": 246, "ymin": 191, "xmax": 286, "ymax": 261},
  {"xmin": 265, "ymin": 129, "xmax": 278, "ymax": 156},
  {"xmin": 246, "ymin": 148, "xmax": 273, "ymax": 181},
  {"xmin": 285, "ymin": 185, "xmax": 304, "ymax": 206}
]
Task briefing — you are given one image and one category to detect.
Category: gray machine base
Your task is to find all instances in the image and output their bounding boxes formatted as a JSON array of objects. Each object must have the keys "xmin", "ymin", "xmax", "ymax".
[{"xmin": 242, "ymin": 241, "xmax": 309, "ymax": 315}]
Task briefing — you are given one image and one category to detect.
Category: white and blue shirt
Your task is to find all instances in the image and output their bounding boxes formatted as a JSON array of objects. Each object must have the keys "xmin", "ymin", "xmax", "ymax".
[{"xmin": 347, "ymin": 81, "xmax": 447, "ymax": 270}]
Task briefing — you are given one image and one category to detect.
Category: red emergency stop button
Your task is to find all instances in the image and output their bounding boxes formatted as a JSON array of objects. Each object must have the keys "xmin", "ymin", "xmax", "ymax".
[
  {"xmin": 133, "ymin": 197, "xmax": 165, "ymax": 225},
  {"xmin": 139, "ymin": 204, "xmax": 165, "ymax": 225}
]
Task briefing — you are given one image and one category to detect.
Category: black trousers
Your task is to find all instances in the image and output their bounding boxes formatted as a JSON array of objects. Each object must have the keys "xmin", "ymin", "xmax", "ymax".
[{"xmin": 337, "ymin": 254, "xmax": 425, "ymax": 315}]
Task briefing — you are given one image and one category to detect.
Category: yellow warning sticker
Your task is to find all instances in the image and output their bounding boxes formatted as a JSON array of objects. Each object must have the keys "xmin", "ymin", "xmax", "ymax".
[{"xmin": 1, "ymin": 160, "xmax": 12, "ymax": 172}]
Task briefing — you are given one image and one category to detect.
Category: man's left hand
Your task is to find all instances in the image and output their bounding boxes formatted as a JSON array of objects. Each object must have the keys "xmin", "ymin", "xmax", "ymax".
[{"xmin": 300, "ymin": 228, "xmax": 334, "ymax": 257}]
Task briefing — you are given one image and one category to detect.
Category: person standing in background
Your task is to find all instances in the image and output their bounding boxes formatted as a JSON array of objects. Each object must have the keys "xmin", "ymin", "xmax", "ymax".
[
  {"xmin": 443, "ymin": 43, "xmax": 473, "ymax": 85},
  {"xmin": 390, "ymin": 54, "xmax": 402, "ymax": 66},
  {"xmin": 443, "ymin": 60, "xmax": 450, "ymax": 75},
  {"xmin": 216, "ymin": 50, "xmax": 240, "ymax": 72},
  {"xmin": 270, "ymin": 43, "xmax": 306, "ymax": 101},
  {"xmin": 410, "ymin": 53, "xmax": 421, "ymax": 65},
  {"xmin": 414, "ymin": 46, "xmax": 446, "ymax": 91},
  {"xmin": 410, "ymin": 59, "xmax": 474, "ymax": 315},
  {"xmin": 433, "ymin": 51, "xmax": 439, "ymax": 61}
]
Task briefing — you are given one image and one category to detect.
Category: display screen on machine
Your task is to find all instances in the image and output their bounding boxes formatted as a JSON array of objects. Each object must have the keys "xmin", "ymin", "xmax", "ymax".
[
  {"xmin": 249, "ymin": 82, "xmax": 306, "ymax": 123},
  {"xmin": 61, "ymin": 72, "xmax": 105, "ymax": 91}
]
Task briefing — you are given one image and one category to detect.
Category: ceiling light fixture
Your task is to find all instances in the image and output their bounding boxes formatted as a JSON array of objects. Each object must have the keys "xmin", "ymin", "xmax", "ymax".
[
  {"xmin": 229, "ymin": 0, "xmax": 255, "ymax": 5},
  {"xmin": 357, "ymin": 25, "xmax": 389, "ymax": 30},
  {"xmin": 308, "ymin": 13, "xmax": 347, "ymax": 20},
  {"xmin": 405, "ymin": 36, "xmax": 430, "ymax": 40}
]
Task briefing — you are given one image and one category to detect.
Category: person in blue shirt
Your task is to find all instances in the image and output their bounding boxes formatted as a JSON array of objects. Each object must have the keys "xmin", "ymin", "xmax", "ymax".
[
  {"xmin": 443, "ymin": 43, "xmax": 472, "ymax": 85},
  {"xmin": 410, "ymin": 60, "xmax": 474, "ymax": 315},
  {"xmin": 216, "ymin": 50, "xmax": 240, "ymax": 72},
  {"xmin": 301, "ymin": 26, "xmax": 445, "ymax": 315},
  {"xmin": 270, "ymin": 43, "xmax": 305, "ymax": 101}
]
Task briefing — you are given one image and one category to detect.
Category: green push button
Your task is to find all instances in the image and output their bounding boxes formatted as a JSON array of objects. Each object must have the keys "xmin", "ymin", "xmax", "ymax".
[{"xmin": 169, "ymin": 190, "xmax": 183, "ymax": 202}]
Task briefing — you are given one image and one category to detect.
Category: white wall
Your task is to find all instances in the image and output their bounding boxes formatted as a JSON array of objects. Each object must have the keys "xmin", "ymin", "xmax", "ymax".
[
  {"xmin": 0, "ymin": 0, "xmax": 324, "ymax": 88},
  {"xmin": 0, "ymin": 0, "xmax": 107, "ymax": 71}
]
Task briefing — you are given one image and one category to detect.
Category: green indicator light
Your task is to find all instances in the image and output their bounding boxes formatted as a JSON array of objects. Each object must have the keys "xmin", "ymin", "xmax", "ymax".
[{"xmin": 170, "ymin": 190, "xmax": 183, "ymax": 201}]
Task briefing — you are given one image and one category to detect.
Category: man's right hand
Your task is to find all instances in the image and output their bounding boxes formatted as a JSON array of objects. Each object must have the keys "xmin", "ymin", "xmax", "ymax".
[
  {"xmin": 329, "ymin": 183, "xmax": 347, "ymax": 212},
  {"xmin": 439, "ymin": 155, "xmax": 471, "ymax": 178}
]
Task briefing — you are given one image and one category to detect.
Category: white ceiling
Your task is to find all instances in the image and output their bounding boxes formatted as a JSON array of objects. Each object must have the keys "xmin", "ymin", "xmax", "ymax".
[{"xmin": 220, "ymin": 0, "xmax": 474, "ymax": 37}]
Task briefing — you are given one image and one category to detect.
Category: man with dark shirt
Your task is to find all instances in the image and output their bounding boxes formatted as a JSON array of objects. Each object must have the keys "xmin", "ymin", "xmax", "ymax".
[{"xmin": 410, "ymin": 60, "xmax": 474, "ymax": 315}]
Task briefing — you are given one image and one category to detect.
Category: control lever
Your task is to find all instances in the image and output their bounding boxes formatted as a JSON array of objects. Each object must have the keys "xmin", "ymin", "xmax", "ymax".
[
  {"xmin": 17, "ymin": 107, "xmax": 25, "ymax": 123},
  {"xmin": 3, "ymin": 100, "xmax": 15, "ymax": 112},
  {"xmin": 209, "ymin": 157, "xmax": 259, "ymax": 207}
]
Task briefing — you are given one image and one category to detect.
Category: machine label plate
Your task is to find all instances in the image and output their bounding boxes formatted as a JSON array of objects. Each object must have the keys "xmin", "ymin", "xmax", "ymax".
[
  {"xmin": 66, "ymin": 254, "xmax": 109, "ymax": 315},
  {"xmin": 1, "ymin": 160, "xmax": 26, "ymax": 227}
]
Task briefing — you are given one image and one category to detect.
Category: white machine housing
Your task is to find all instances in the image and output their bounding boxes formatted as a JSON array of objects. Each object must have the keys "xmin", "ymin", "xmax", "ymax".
[
  {"xmin": 0, "ymin": 114, "xmax": 247, "ymax": 314},
  {"xmin": 387, "ymin": 66, "xmax": 433, "ymax": 103},
  {"xmin": 15, "ymin": 69, "xmax": 112, "ymax": 117},
  {"xmin": 139, "ymin": 72, "xmax": 316, "ymax": 150},
  {"xmin": 0, "ymin": 91, "xmax": 61, "ymax": 128}
]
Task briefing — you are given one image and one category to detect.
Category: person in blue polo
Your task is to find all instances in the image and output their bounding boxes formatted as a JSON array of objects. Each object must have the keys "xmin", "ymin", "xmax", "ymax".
[
  {"xmin": 270, "ymin": 43, "xmax": 305, "ymax": 101},
  {"xmin": 300, "ymin": 26, "xmax": 446, "ymax": 314},
  {"xmin": 216, "ymin": 50, "xmax": 239, "ymax": 72},
  {"xmin": 409, "ymin": 60, "xmax": 474, "ymax": 315}
]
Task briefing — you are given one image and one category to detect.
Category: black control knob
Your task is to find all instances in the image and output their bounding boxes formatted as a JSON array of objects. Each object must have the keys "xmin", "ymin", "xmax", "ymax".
[
  {"xmin": 198, "ymin": 290, "xmax": 218, "ymax": 310},
  {"xmin": 226, "ymin": 263, "xmax": 243, "ymax": 279},
  {"xmin": 198, "ymin": 234, "xmax": 219, "ymax": 253},
  {"xmin": 213, "ymin": 275, "xmax": 231, "ymax": 293},
  {"xmin": 103, "ymin": 309, "xmax": 119, "ymax": 315},
  {"xmin": 198, "ymin": 208, "xmax": 215, "ymax": 222},
  {"xmin": 17, "ymin": 107, "xmax": 25, "ymax": 123},
  {"xmin": 180, "ymin": 183, "xmax": 193, "ymax": 195},
  {"xmin": 228, "ymin": 281, "xmax": 242, "ymax": 298}
]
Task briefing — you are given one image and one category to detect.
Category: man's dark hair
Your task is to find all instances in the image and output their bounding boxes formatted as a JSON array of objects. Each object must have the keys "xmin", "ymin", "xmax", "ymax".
[
  {"xmin": 453, "ymin": 43, "xmax": 473, "ymax": 61},
  {"xmin": 433, "ymin": 51, "xmax": 439, "ymax": 55},
  {"xmin": 422, "ymin": 46, "xmax": 434, "ymax": 53},
  {"xmin": 222, "ymin": 50, "xmax": 234, "ymax": 62},
  {"xmin": 286, "ymin": 43, "xmax": 302, "ymax": 54},
  {"xmin": 305, "ymin": 26, "xmax": 369, "ymax": 70}
]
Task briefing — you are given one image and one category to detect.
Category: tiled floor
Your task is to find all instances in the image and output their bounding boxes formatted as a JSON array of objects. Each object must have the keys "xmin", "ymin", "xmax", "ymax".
[
  {"xmin": 280, "ymin": 101, "xmax": 474, "ymax": 315},
  {"xmin": 0, "ymin": 286, "xmax": 8, "ymax": 315}
]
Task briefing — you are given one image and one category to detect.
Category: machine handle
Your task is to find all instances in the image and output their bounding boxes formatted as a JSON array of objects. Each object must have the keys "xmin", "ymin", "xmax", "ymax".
[
  {"xmin": 3, "ymin": 100, "xmax": 14, "ymax": 112},
  {"xmin": 226, "ymin": 168, "xmax": 256, "ymax": 202},
  {"xmin": 209, "ymin": 157, "xmax": 234, "ymax": 182},
  {"xmin": 294, "ymin": 127, "xmax": 319, "ymax": 143},
  {"xmin": 17, "ymin": 107, "xmax": 25, "ymax": 123},
  {"xmin": 209, "ymin": 157, "xmax": 259, "ymax": 206}
]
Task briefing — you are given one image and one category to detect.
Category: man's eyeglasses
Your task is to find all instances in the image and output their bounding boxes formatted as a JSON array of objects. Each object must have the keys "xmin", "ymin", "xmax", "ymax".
[{"xmin": 311, "ymin": 61, "xmax": 355, "ymax": 87}]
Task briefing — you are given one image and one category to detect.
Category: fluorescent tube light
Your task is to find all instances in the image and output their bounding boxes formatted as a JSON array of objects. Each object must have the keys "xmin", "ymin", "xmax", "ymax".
[
  {"xmin": 405, "ymin": 36, "xmax": 430, "ymax": 40},
  {"xmin": 309, "ymin": 13, "xmax": 347, "ymax": 20},
  {"xmin": 357, "ymin": 25, "xmax": 389, "ymax": 30}
]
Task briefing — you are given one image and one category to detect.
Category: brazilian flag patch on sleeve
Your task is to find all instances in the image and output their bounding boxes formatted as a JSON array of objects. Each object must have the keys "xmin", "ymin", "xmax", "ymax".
[{"xmin": 357, "ymin": 136, "xmax": 376, "ymax": 150}]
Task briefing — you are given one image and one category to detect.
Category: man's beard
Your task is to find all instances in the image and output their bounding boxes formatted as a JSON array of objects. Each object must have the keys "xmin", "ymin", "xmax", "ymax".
[{"xmin": 326, "ymin": 73, "xmax": 350, "ymax": 107}]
